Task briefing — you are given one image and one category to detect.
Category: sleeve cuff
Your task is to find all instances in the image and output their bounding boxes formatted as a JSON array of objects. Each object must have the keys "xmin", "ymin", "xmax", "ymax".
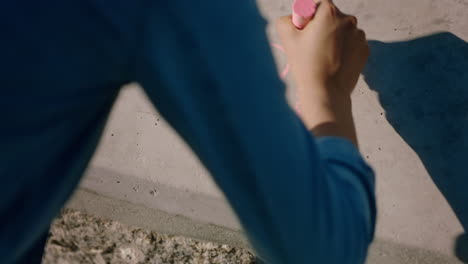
[{"xmin": 315, "ymin": 136, "xmax": 377, "ymax": 242}]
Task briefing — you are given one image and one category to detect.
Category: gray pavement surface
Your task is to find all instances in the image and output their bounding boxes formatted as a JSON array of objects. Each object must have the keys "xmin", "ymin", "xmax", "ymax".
[{"xmin": 44, "ymin": 208, "xmax": 462, "ymax": 264}]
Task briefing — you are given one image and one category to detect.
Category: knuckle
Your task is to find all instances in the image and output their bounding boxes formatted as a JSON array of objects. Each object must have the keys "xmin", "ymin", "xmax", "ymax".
[
  {"xmin": 357, "ymin": 29, "xmax": 366, "ymax": 39},
  {"xmin": 321, "ymin": 1, "xmax": 336, "ymax": 17},
  {"xmin": 342, "ymin": 15, "xmax": 357, "ymax": 28},
  {"xmin": 327, "ymin": 4, "xmax": 337, "ymax": 16}
]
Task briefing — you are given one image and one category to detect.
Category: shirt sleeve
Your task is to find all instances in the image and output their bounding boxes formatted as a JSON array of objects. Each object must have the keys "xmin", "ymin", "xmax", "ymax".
[{"xmin": 134, "ymin": 1, "xmax": 376, "ymax": 263}]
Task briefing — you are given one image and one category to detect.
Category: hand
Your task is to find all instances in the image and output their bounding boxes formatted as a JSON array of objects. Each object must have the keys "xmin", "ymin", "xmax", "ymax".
[
  {"xmin": 276, "ymin": 0, "xmax": 368, "ymax": 96},
  {"xmin": 275, "ymin": 0, "xmax": 369, "ymax": 145}
]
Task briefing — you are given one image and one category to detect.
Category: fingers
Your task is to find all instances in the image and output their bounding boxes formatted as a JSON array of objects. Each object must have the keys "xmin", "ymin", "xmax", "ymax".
[
  {"xmin": 356, "ymin": 29, "xmax": 366, "ymax": 41},
  {"xmin": 345, "ymin": 15, "xmax": 358, "ymax": 27},
  {"xmin": 356, "ymin": 29, "xmax": 370, "ymax": 56},
  {"xmin": 313, "ymin": 0, "xmax": 339, "ymax": 23},
  {"xmin": 312, "ymin": 0, "xmax": 358, "ymax": 25},
  {"xmin": 276, "ymin": 0, "xmax": 365, "ymax": 45}
]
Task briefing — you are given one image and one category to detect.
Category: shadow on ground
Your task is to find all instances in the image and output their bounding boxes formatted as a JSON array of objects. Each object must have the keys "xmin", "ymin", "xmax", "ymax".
[
  {"xmin": 367, "ymin": 239, "xmax": 462, "ymax": 264},
  {"xmin": 363, "ymin": 32, "xmax": 468, "ymax": 263}
]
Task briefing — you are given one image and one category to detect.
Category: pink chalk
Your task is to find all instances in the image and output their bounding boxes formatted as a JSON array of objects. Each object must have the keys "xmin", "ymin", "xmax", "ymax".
[{"xmin": 292, "ymin": 0, "xmax": 317, "ymax": 29}]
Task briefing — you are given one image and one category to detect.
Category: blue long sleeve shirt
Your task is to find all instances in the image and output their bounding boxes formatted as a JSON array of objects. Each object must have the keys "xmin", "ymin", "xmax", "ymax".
[{"xmin": 0, "ymin": 0, "xmax": 376, "ymax": 263}]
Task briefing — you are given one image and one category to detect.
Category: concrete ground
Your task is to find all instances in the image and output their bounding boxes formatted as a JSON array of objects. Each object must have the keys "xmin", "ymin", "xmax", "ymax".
[
  {"xmin": 67, "ymin": 0, "xmax": 468, "ymax": 263},
  {"xmin": 45, "ymin": 208, "xmax": 462, "ymax": 264}
]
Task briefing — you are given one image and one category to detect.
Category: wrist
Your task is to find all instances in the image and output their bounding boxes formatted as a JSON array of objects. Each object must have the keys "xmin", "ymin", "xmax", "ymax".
[
  {"xmin": 296, "ymin": 83, "xmax": 358, "ymax": 145},
  {"xmin": 299, "ymin": 95, "xmax": 351, "ymax": 129},
  {"xmin": 297, "ymin": 82, "xmax": 352, "ymax": 123}
]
